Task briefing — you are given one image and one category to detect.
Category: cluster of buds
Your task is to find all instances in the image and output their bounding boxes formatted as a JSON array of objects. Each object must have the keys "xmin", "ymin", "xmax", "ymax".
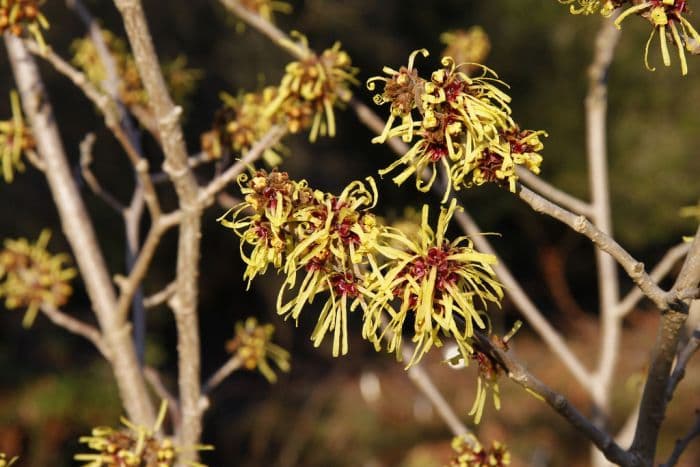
[
  {"xmin": 0, "ymin": 91, "xmax": 34, "ymax": 183},
  {"xmin": 0, "ymin": 0, "xmax": 49, "ymax": 49},
  {"xmin": 440, "ymin": 27, "xmax": 492, "ymax": 75},
  {"xmin": 71, "ymin": 30, "xmax": 201, "ymax": 109},
  {"xmin": 201, "ymin": 88, "xmax": 283, "ymax": 165},
  {"xmin": 559, "ymin": 0, "xmax": 700, "ymax": 75},
  {"xmin": 368, "ymin": 49, "xmax": 546, "ymax": 200},
  {"xmin": 225, "ymin": 317, "xmax": 290, "ymax": 383},
  {"xmin": 238, "ymin": 0, "xmax": 291, "ymax": 23},
  {"xmin": 74, "ymin": 402, "xmax": 210, "ymax": 467},
  {"xmin": 0, "ymin": 230, "xmax": 75, "ymax": 328},
  {"xmin": 449, "ymin": 435, "xmax": 511, "ymax": 467}
]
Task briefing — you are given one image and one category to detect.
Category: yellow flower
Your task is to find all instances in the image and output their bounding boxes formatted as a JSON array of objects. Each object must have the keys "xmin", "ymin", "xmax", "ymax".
[
  {"xmin": 226, "ymin": 317, "xmax": 290, "ymax": 383},
  {"xmin": 615, "ymin": 0, "xmax": 700, "ymax": 75},
  {"xmin": 369, "ymin": 50, "xmax": 524, "ymax": 200},
  {"xmin": 449, "ymin": 435, "xmax": 511, "ymax": 467},
  {"xmin": 0, "ymin": 0, "xmax": 49, "ymax": 49},
  {"xmin": 0, "ymin": 91, "xmax": 33, "ymax": 183},
  {"xmin": 365, "ymin": 199, "xmax": 503, "ymax": 367},
  {"xmin": 267, "ymin": 35, "xmax": 359, "ymax": 141},
  {"xmin": 457, "ymin": 126, "xmax": 546, "ymax": 193},
  {"xmin": 75, "ymin": 401, "xmax": 211, "ymax": 467},
  {"xmin": 0, "ymin": 230, "xmax": 76, "ymax": 327}
]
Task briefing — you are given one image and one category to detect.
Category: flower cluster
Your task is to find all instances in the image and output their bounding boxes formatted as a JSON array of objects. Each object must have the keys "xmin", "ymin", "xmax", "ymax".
[
  {"xmin": 0, "ymin": 230, "xmax": 75, "ymax": 328},
  {"xmin": 219, "ymin": 169, "xmax": 380, "ymax": 357},
  {"xmin": 0, "ymin": 91, "xmax": 34, "ymax": 184},
  {"xmin": 449, "ymin": 435, "xmax": 511, "ymax": 467},
  {"xmin": 220, "ymin": 170, "xmax": 503, "ymax": 369},
  {"xmin": 226, "ymin": 317, "xmax": 291, "ymax": 382},
  {"xmin": 559, "ymin": 1, "xmax": 700, "ymax": 75},
  {"xmin": 71, "ymin": 30, "xmax": 201, "ymax": 108},
  {"xmin": 74, "ymin": 402, "xmax": 209, "ymax": 467},
  {"xmin": 201, "ymin": 88, "xmax": 284, "ymax": 165},
  {"xmin": 267, "ymin": 35, "xmax": 359, "ymax": 141},
  {"xmin": 368, "ymin": 49, "xmax": 546, "ymax": 200},
  {"xmin": 440, "ymin": 27, "xmax": 492, "ymax": 75},
  {"xmin": 0, "ymin": 0, "xmax": 49, "ymax": 48}
]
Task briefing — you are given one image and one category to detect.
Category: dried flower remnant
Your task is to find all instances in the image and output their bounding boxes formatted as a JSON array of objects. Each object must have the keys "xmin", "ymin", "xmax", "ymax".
[
  {"xmin": 449, "ymin": 435, "xmax": 511, "ymax": 467},
  {"xmin": 225, "ymin": 317, "xmax": 290, "ymax": 382},
  {"xmin": 440, "ymin": 27, "xmax": 492, "ymax": 75},
  {"xmin": 201, "ymin": 88, "xmax": 283, "ymax": 165},
  {"xmin": 368, "ymin": 50, "xmax": 545, "ymax": 199},
  {"xmin": 0, "ymin": 230, "xmax": 76, "ymax": 328},
  {"xmin": 0, "ymin": 0, "xmax": 49, "ymax": 49},
  {"xmin": 72, "ymin": 29, "xmax": 201, "ymax": 108},
  {"xmin": 267, "ymin": 35, "xmax": 359, "ymax": 141},
  {"xmin": 0, "ymin": 91, "xmax": 34, "ymax": 183},
  {"xmin": 219, "ymin": 170, "xmax": 381, "ymax": 356},
  {"xmin": 365, "ymin": 199, "xmax": 503, "ymax": 367},
  {"xmin": 75, "ymin": 401, "xmax": 210, "ymax": 467}
]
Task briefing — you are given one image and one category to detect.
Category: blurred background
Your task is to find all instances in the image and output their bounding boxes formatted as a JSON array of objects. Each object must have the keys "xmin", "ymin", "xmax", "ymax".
[{"xmin": 0, "ymin": 0, "xmax": 699, "ymax": 465}]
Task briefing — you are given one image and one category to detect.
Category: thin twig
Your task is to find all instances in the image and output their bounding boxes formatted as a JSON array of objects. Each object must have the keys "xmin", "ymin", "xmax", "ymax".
[
  {"xmin": 79, "ymin": 132, "xmax": 125, "ymax": 212},
  {"xmin": 144, "ymin": 280, "xmax": 177, "ymax": 308},
  {"xmin": 201, "ymin": 354, "xmax": 243, "ymax": 395},
  {"xmin": 660, "ymin": 410, "xmax": 700, "ymax": 467},
  {"xmin": 665, "ymin": 323, "xmax": 700, "ymax": 404},
  {"xmin": 516, "ymin": 168, "xmax": 593, "ymax": 217},
  {"xmin": 40, "ymin": 304, "xmax": 110, "ymax": 359}
]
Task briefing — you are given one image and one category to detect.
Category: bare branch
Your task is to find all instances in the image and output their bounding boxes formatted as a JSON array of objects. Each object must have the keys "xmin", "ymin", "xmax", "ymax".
[
  {"xmin": 5, "ymin": 34, "xmax": 156, "ymax": 426},
  {"xmin": 40, "ymin": 304, "xmax": 110, "ymax": 359},
  {"xmin": 201, "ymin": 354, "xmax": 243, "ymax": 396},
  {"xmin": 517, "ymin": 184, "xmax": 669, "ymax": 311},
  {"xmin": 144, "ymin": 280, "xmax": 177, "ymax": 308},
  {"xmin": 473, "ymin": 333, "xmax": 634, "ymax": 466},
  {"xmin": 660, "ymin": 410, "xmax": 700, "ymax": 467},
  {"xmin": 616, "ymin": 243, "xmax": 691, "ymax": 317},
  {"xmin": 631, "ymin": 226, "xmax": 700, "ymax": 462},
  {"xmin": 516, "ymin": 168, "xmax": 593, "ymax": 217},
  {"xmin": 113, "ymin": 0, "xmax": 204, "ymax": 457}
]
